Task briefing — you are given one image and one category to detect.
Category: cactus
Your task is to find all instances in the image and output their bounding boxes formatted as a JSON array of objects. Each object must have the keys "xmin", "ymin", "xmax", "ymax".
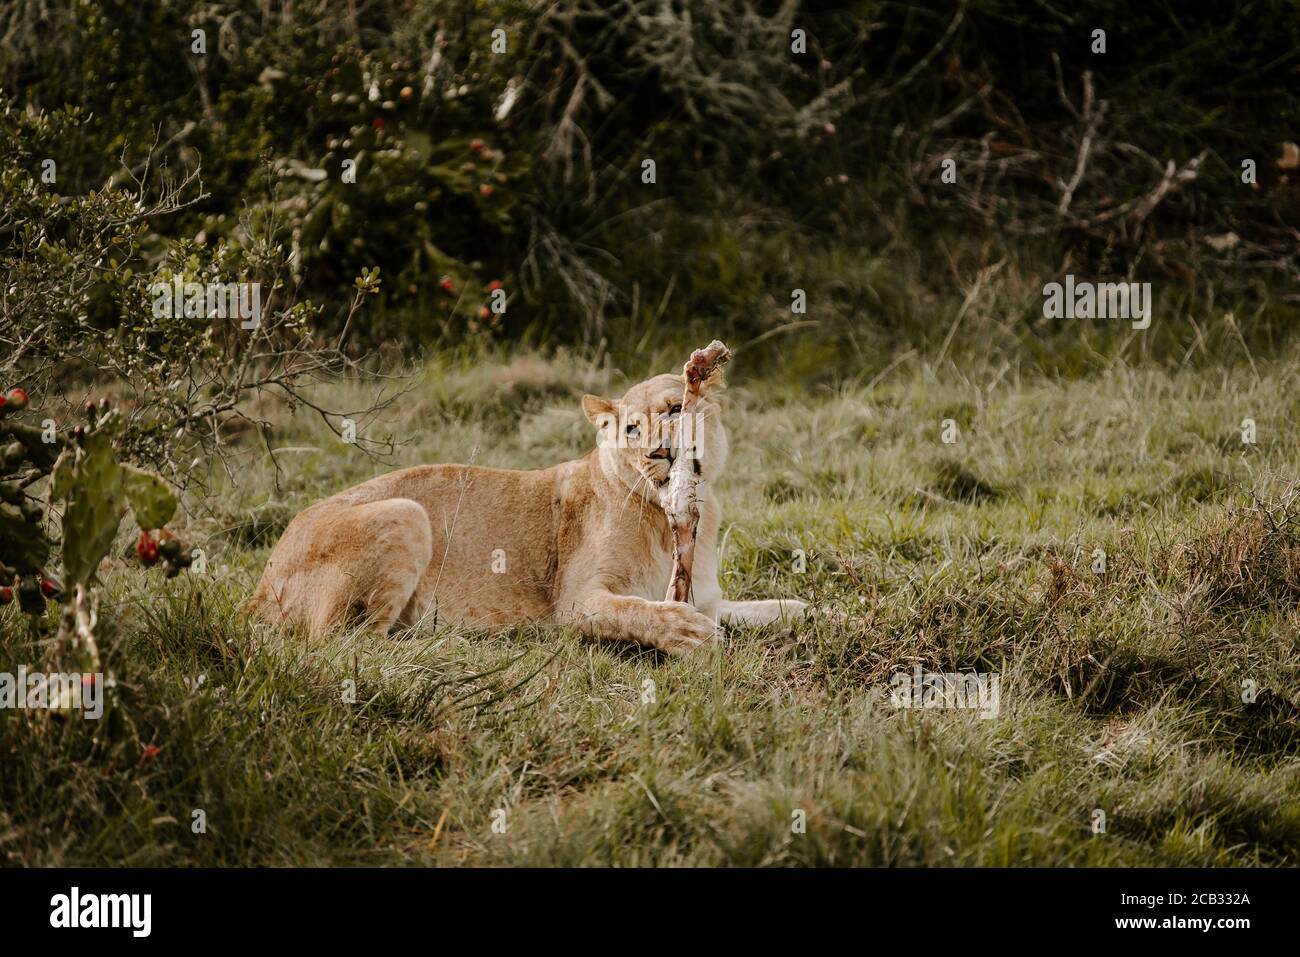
[
  {"xmin": 0, "ymin": 391, "xmax": 187, "ymax": 656},
  {"xmin": 55, "ymin": 430, "xmax": 131, "ymax": 588},
  {"xmin": 0, "ymin": 495, "xmax": 51, "ymax": 576}
]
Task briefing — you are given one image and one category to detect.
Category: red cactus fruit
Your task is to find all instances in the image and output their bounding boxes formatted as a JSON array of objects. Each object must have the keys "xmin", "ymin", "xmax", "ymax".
[{"xmin": 136, "ymin": 530, "xmax": 160, "ymax": 566}]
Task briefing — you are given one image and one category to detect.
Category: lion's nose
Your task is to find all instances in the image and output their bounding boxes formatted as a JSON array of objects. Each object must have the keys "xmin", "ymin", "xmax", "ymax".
[{"xmin": 648, "ymin": 446, "xmax": 672, "ymax": 460}]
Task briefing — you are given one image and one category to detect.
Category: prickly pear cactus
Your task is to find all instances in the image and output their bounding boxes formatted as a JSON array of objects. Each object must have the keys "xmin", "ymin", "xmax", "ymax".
[
  {"xmin": 55, "ymin": 430, "xmax": 130, "ymax": 588},
  {"xmin": 0, "ymin": 390, "xmax": 187, "ymax": 645},
  {"xmin": 122, "ymin": 465, "xmax": 177, "ymax": 532},
  {"xmin": 0, "ymin": 484, "xmax": 51, "ymax": 576}
]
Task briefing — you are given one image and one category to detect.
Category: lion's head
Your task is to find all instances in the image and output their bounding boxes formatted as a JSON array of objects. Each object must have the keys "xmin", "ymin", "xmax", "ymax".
[{"xmin": 582, "ymin": 372, "xmax": 729, "ymax": 494}]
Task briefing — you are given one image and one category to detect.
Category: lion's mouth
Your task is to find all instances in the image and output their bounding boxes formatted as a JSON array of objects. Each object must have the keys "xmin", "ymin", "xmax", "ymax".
[
  {"xmin": 645, "ymin": 456, "xmax": 673, "ymax": 486},
  {"xmin": 646, "ymin": 450, "xmax": 704, "ymax": 488}
]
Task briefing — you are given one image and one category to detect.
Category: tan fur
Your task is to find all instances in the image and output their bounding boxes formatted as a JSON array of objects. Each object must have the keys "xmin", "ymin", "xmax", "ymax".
[{"xmin": 249, "ymin": 372, "xmax": 807, "ymax": 654}]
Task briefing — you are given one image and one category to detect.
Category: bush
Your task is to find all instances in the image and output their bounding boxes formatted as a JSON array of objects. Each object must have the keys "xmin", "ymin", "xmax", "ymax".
[{"xmin": 0, "ymin": 96, "xmax": 388, "ymax": 672}]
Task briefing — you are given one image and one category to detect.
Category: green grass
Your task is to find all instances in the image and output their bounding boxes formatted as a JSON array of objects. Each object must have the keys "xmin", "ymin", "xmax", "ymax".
[{"xmin": 3, "ymin": 349, "xmax": 1299, "ymax": 866}]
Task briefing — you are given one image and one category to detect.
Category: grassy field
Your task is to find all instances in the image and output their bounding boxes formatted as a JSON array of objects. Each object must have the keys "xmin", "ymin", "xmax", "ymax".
[{"xmin": 3, "ymin": 346, "xmax": 1300, "ymax": 866}]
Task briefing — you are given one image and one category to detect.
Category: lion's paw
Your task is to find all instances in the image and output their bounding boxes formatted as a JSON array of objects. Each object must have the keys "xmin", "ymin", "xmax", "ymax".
[{"xmin": 652, "ymin": 601, "xmax": 719, "ymax": 656}]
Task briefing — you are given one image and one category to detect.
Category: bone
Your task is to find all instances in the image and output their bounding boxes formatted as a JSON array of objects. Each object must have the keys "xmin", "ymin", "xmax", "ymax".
[{"xmin": 660, "ymin": 339, "xmax": 732, "ymax": 604}]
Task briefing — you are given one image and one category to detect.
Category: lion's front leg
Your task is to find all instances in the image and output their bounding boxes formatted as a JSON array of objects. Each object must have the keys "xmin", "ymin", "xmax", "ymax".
[
  {"xmin": 687, "ymin": 511, "xmax": 807, "ymax": 627},
  {"xmin": 716, "ymin": 598, "xmax": 809, "ymax": 626},
  {"xmin": 568, "ymin": 589, "xmax": 718, "ymax": 656}
]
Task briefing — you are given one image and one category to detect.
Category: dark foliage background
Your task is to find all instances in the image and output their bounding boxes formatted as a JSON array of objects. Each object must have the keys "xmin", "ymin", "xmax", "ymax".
[{"xmin": 3, "ymin": 0, "xmax": 1298, "ymax": 374}]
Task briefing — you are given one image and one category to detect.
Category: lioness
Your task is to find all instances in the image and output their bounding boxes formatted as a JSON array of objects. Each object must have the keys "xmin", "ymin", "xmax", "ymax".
[{"xmin": 249, "ymin": 370, "xmax": 807, "ymax": 654}]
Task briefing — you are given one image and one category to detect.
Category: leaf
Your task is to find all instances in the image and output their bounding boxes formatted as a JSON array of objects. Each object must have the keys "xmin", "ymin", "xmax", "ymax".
[
  {"xmin": 0, "ymin": 501, "xmax": 50, "ymax": 575},
  {"xmin": 6, "ymin": 421, "xmax": 61, "ymax": 470},
  {"xmin": 61, "ymin": 431, "xmax": 126, "ymax": 587},
  {"xmin": 50, "ymin": 448, "xmax": 76, "ymax": 500},
  {"xmin": 122, "ymin": 464, "xmax": 176, "ymax": 529}
]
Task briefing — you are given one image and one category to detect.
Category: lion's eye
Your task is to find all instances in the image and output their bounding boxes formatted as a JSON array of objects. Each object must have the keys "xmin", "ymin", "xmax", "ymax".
[{"xmin": 668, "ymin": 404, "xmax": 681, "ymax": 418}]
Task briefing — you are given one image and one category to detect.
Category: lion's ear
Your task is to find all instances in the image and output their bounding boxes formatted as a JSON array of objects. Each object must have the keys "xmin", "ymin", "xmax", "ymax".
[{"xmin": 581, "ymin": 394, "xmax": 616, "ymax": 426}]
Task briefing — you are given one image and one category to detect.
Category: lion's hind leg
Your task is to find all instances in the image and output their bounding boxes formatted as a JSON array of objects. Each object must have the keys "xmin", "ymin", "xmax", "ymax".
[
  {"xmin": 327, "ymin": 498, "xmax": 434, "ymax": 634},
  {"xmin": 254, "ymin": 498, "xmax": 433, "ymax": 638}
]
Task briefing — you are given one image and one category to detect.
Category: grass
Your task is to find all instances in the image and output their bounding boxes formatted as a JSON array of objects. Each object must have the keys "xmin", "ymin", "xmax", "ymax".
[{"xmin": 3, "ymin": 347, "xmax": 1299, "ymax": 866}]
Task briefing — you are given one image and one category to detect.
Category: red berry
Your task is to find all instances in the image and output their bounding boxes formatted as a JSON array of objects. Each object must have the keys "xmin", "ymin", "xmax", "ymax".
[
  {"xmin": 142, "ymin": 745, "xmax": 161, "ymax": 760},
  {"xmin": 8, "ymin": 388, "xmax": 28, "ymax": 409},
  {"xmin": 478, "ymin": 306, "xmax": 491, "ymax": 320},
  {"xmin": 470, "ymin": 138, "xmax": 485, "ymax": 153},
  {"xmin": 0, "ymin": 396, "xmax": 7, "ymax": 412},
  {"xmin": 39, "ymin": 577, "xmax": 60, "ymax": 598},
  {"xmin": 439, "ymin": 277, "xmax": 454, "ymax": 292},
  {"xmin": 485, "ymin": 279, "xmax": 503, "ymax": 292},
  {"xmin": 0, "ymin": 586, "xmax": 12, "ymax": 605},
  {"xmin": 479, "ymin": 184, "xmax": 494, "ymax": 197},
  {"xmin": 372, "ymin": 117, "xmax": 385, "ymax": 130},
  {"xmin": 136, "ymin": 530, "xmax": 160, "ymax": 566}
]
